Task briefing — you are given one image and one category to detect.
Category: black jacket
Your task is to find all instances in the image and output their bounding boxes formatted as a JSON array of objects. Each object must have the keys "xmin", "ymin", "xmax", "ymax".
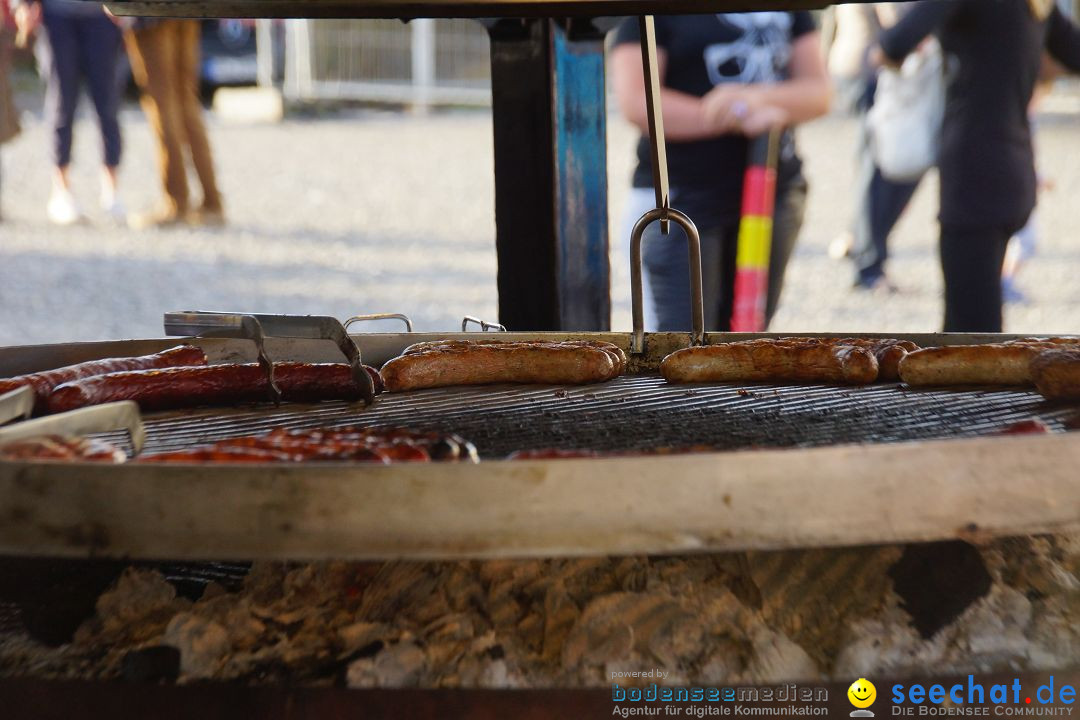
[{"xmin": 881, "ymin": 0, "xmax": 1080, "ymax": 227}]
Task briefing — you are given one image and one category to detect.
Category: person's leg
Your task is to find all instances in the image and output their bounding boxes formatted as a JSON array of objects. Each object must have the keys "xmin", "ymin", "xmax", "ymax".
[
  {"xmin": 175, "ymin": 19, "xmax": 223, "ymax": 216},
  {"xmin": 41, "ymin": 10, "xmax": 82, "ymax": 222},
  {"xmin": 78, "ymin": 14, "xmax": 123, "ymax": 212},
  {"xmin": 641, "ymin": 216, "xmax": 728, "ymax": 333},
  {"xmin": 853, "ymin": 166, "xmax": 920, "ymax": 287},
  {"xmin": 939, "ymin": 223, "xmax": 1012, "ymax": 333},
  {"xmin": 763, "ymin": 177, "xmax": 808, "ymax": 327},
  {"xmin": 126, "ymin": 21, "xmax": 190, "ymax": 220}
]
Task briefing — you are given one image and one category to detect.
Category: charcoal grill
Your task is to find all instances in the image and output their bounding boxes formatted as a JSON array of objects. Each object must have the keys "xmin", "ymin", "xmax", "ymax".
[{"xmin": 1, "ymin": 329, "xmax": 1079, "ymax": 562}]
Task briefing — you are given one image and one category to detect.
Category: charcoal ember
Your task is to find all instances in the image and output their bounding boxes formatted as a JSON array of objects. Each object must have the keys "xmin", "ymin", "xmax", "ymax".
[
  {"xmin": 74, "ymin": 568, "xmax": 191, "ymax": 649},
  {"xmin": 746, "ymin": 545, "xmax": 901, "ymax": 667},
  {"xmin": 422, "ymin": 612, "xmax": 477, "ymax": 668},
  {"xmin": 163, "ymin": 613, "xmax": 230, "ymax": 679},
  {"xmin": 561, "ymin": 592, "xmax": 697, "ymax": 670},
  {"xmin": 8, "ymin": 541, "xmax": 1080, "ymax": 687},
  {"xmin": 346, "ymin": 641, "xmax": 426, "ymax": 688},
  {"xmin": 541, "ymin": 583, "xmax": 579, "ymax": 663},
  {"xmin": 357, "ymin": 562, "xmax": 447, "ymax": 626},
  {"xmin": 444, "ymin": 564, "xmax": 484, "ymax": 613},
  {"xmin": 743, "ymin": 626, "xmax": 817, "ymax": 683},
  {"xmin": 338, "ymin": 622, "xmax": 393, "ymax": 658}
]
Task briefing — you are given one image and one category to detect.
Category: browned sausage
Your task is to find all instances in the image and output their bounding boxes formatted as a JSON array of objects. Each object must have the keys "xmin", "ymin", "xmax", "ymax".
[
  {"xmin": 764, "ymin": 337, "xmax": 918, "ymax": 382},
  {"xmin": 661, "ymin": 342, "xmax": 879, "ymax": 385},
  {"xmin": 401, "ymin": 339, "xmax": 628, "ymax": 377},
  {"xmin": 1031, "ymin": 349, "xmax": 1080, "ymax": 401},
  {"xmin": 898, "ymin": 345, "xmax": 1045, "ymax": 387},
  {"xmin": 832, "ymin": 339, "xmax": 919, "ymax": 381},
  {"xmin": 382, "ymin": 343, "xmax": 617, "ymax": 392},
  {"xmin": 46, "ymin": 362, "xmax": 381, "ymax": 414},
  {"xmin": 0, "ymin": 345, "xmax": 207, "ymax": 413}
]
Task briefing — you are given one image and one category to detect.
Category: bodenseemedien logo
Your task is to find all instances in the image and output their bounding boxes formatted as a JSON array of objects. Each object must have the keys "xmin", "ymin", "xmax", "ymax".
[{"xmin": 849, "ymin": 678, "xmax": 877, "ymax": 718}]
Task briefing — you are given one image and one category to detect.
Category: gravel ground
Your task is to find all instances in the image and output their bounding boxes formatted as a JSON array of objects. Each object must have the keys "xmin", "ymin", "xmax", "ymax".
[{"xmin": 2, "ymin": 81, "xmax": 1080, "ymax": 347}]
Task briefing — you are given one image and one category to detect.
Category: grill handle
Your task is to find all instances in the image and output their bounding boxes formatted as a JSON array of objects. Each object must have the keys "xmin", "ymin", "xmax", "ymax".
[
  {"xmin": 630, "ymin": 207, "xmax": 705, "ymax": 355},
  {"xmin": 344, "ymin": 313, "xmax": 414, "ymax": 333}
]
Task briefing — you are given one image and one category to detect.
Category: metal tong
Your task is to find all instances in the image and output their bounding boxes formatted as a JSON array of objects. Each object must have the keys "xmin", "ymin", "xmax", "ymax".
[
  {"xmin": 163, "ymin": 311, "xmax": 377, "ymax": 406},
  {"xmin": 629, "ymin": 16, "xmax": 705, "ymax": 355}
]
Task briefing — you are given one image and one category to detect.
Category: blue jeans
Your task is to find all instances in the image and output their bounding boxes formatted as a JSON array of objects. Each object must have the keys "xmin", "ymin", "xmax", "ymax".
[
  {"xmin": 622, "ymin": 178, "xmax": 808, "ymax": 332},
  {"xmin": 41, "ymin": 9, "xmax": 122, "ymax": 168}
]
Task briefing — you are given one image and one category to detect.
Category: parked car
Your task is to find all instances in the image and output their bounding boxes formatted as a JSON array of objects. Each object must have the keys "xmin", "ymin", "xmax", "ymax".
[{"xmin": 199, "ymin": 19, "xmax": 260, "ymax": 89}]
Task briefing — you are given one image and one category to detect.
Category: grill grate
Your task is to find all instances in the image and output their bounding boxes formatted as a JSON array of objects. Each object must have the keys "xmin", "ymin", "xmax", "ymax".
[{"xmin": 92, "ymin": 376, "xmax": 1079, "ymax": 459}]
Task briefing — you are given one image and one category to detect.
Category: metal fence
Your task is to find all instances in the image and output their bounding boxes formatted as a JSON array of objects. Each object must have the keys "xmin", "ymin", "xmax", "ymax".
[{"xmin": 283, "ymin": 19, "xmax": 492, "ymax": 109}]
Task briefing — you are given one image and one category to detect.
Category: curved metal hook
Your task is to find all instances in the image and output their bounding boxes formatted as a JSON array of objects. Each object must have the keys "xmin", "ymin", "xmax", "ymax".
[
  {"xmin": 630, "ymin": 207, "xmax": 705, "ymax": 355},
  {"xmin": 345, "ymin": 313, "xmax": 414, "ymax": 333}
]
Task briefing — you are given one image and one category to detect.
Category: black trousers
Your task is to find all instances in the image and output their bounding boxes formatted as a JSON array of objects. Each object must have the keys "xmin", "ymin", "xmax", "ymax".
[
  {"xmin": 642, "ymin": 178, "xmax": 808, "ymax": 332},
  {"xmin": 939, "ymin": 222, "xmax": 1023, "ymax": 333}
]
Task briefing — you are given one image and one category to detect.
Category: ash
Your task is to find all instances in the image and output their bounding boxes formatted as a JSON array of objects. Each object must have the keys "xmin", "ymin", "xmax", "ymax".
[{"xmin": 2, "ymin": 537, "xmax": 1080, "ymax": 687}]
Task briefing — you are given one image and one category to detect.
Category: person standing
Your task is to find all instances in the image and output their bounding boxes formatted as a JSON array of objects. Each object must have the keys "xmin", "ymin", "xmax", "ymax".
[
  {"xmin": 124, "ymin": 19, "xmax": 224, "ymax": 228},
  {"xmin": 877, "ymin": 0, "xmax": 1080, "ymax": 332},
  {"xmin": 12, "ymin": 0, "xmax": 124, "ymax": 224},
  {"xmin": 0, "ymin": 0, "xmax": 20, "ymax": 222},
  {"xmin": 830, "ymin": 3, "xmax": 927, "ymax": 291},
  {"xmin": 610, "ymin": 13, "xmax": 830, "ymax": 332}
]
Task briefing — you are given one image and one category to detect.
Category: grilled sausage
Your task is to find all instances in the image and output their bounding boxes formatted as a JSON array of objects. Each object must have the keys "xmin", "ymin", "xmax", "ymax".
[
  {"xmin": 898, "ymin": 345, "xmax": 1046, "ymax": 387},
  {"xmin": 660, "ymin": 342, "xmax": 879, "ymax": 385},
  {"xmin": 1031, "ymin": 349, "xmax": 1080, "ymax": 401},
  {"xmin": 761, "ymin": 337, "xmax": 919, "ymax": 382},
  {"xmin": 0, "ymin": 345, "xmax": 207, "ymax": 413},
  {"xmin": 401, "ymin": 339, "xmax": 628, "ymax": 376},
  {"xmin": 1006, "ymin": 337, "xmax": 1080, "ymax": 346},
  {"xmin": 832, "ymin": 339, "xmax": 919, "ymax": 381},
  {"xmin": 381, "ymin": 343, "xmax": 618, "ymax": 392},
  {"xmin": 0, "ymin": 436, "xmax": 126, "ymax": 462},
  {"xmin": 46, "ymin": 362, "xmax": 382, "ymax": 414}
]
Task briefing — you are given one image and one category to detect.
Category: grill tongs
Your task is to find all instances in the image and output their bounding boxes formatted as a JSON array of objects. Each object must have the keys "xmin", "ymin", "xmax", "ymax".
[
  {"xmin": 163, "ymin": 311, "xmax": 377, "ymax": 406},
  {"xmin": 630, "ymin": 16, "xmax": 705, "ymax": 356},
  {"xmin": 0, "ymin": 385, "xmax": 146, "ymax": 455}
]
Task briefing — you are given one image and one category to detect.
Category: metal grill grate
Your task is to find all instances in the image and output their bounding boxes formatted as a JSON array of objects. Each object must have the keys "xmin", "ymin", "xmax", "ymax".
[{"xmin": 93, "ymin": 376, "xmax": 1079, "ymax": 460}]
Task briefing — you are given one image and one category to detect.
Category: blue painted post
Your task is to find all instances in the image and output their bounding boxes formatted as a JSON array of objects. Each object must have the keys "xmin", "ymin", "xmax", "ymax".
[{"xmin": 487, "ymin": 19, "xmax": 611, "ymax": 331}]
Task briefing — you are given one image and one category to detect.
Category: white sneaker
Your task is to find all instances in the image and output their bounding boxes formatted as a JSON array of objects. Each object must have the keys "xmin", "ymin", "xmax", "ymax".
[{"xmin": 47, "ymin": 188, "xmax": 82, "ymax": 226}]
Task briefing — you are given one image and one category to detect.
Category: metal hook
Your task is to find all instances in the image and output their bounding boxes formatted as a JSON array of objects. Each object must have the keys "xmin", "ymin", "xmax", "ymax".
[
  {"xmin": 344, "ymin": 313, "xmax": 414, "ymax": 333},
  {"xmin": 462, "ymin": 316, "xmax": 507, "ymax": 333},
  {"xmin": 630, "ymin": 207, "xmax": 705, "ymax": 355}
]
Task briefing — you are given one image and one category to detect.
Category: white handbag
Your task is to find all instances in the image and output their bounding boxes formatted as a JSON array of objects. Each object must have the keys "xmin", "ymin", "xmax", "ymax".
[{"xmin": 867, "ymin": 39, "xmax": 946, "ymax": 183}]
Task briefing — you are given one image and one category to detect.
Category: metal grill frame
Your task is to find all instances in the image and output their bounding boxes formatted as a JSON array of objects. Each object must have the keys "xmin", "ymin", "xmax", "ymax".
[{"xmin": 0, "ymin": 331, "xmax": 1078, "ymax": 562}]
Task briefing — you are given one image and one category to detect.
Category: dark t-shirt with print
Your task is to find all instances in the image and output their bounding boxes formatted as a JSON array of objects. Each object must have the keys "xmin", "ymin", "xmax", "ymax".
[{"xmin": 613, "ymin": 13, "xmax": 816, "ymax": 227}]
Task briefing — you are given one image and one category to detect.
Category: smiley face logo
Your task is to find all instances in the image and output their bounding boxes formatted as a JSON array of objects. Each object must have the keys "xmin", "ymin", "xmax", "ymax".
[{"xmin": 848, "ymin": 678, "xmax": 877, "ymax": 709}]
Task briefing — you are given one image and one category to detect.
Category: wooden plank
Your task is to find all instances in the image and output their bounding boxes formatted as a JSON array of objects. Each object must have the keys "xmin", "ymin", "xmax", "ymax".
[{"xmin": 2, "ymin": 432, "xmax": 1078, "ymax": 561}]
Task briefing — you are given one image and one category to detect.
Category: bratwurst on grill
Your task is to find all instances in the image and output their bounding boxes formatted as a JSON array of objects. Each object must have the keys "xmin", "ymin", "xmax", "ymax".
[
  {"xmin": 897, "ymin": 344, "xmax": 1054, "ymax": 387},
  {"xmin": 1031, "ymin": 349, "xmax": 1080, "ymax": 401},
  {"xmin": 661, "ymin": 340, "xmax": 880, "ymax": 385},
  {"xmin": 0, "ymin": 345, "xmax": 206, "ymax": 412},
  {"xmin": 46, "ymin": 362, "xmax": 383, "ymax": 413},
  {"xmin": 381, "ymin": 340, "xmax": 623, "ymax": 392}
]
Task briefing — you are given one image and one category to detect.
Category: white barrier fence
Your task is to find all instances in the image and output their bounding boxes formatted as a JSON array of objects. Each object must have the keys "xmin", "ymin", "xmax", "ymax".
[{"xmin": 282, "ymin": 18, "xmax": 492, "ymax": 109}]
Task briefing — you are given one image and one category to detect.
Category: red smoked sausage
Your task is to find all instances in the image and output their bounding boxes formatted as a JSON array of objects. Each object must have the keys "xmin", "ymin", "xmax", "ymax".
[
  {"xmin": 0, "ymin": 345, "xmax": 207, "ymax": 413},
  {"xmin": 46, "ymin": 362, "xmax": 382, "ymax": 414}
]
